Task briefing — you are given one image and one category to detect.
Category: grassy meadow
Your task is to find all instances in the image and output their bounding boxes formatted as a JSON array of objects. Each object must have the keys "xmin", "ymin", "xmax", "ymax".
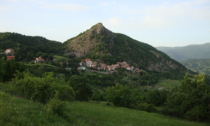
[{"xmin": 0, "ymin": 89, "xmax": 209, "ymax": 126}]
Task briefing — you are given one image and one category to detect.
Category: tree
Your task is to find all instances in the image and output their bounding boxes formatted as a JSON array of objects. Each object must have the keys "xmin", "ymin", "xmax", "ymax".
[
  {"xmin": 165, "ymin": 74, "xmax": 210, "ymax": 121},
  {"xmin": 106, "ymin": 84, "xmax": 133, "ymax": 107},
  {"xmin": 145, "ymin": 90, "xmax": 168, "ymax": 106},
  {"xmin": 69, "ymin": 75, "xmax": 92, "ymax": 101}
]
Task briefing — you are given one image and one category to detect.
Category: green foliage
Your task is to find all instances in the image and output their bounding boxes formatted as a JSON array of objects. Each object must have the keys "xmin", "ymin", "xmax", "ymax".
[
  {"xmin": 45, "ymin": 98, "xmax": 66, "ymax": 116},
  {"xmin": 68, "ymin": 101, "xmax": 209, "ymax": 126},
  {"xmin": 164, "ymin": 74, "xmax": 210, "ymax": 121},
  {"xmin": 135, "ymin": 103, "xmax": 157, "ymax": 112},
  {"xmin": 69, "ymin": 75, "xmax": 93, "ymax": 101},
  {"xmin": 181, "ymin": 59, "xmax": 210, "ymax": 75},
  {"xmin": 0, "ymin": 60, "xmax": 25, "ymax": 82},
  {"xmin": 14, "ymin": 72, "xmax": 75, "ymax": 103},
  {"xmin": 25, "ymin": 63, "xmax": 63, "ymax": 77},
  {"xmin": 106, "ymin": 84, "xmax": 134, "ymax": 108},
  {"xmin": 65, "ymin": 24, "xmax": 186, "ymax": 73},
  {"xmin": 156, "ymin": 79, "xmax": 181, "ymax": 90},
  {"xmin": 91, "ymin": 89, "xmax": 105, "ymax": 101},
  {"xmin": 0, "ymin": 91, "xmax": 68, "ymax": 125},
  {"xmin": 145, "ymin": 90, "xmax": 168, "ymax": 106},
  {"xmin": 0, "ymin": 32, "xmax": 63, "ymax": 61},
  {"xmin": 118, "ymin": 72, "xmax": 159, "ymax": 86},
  {"xmin": 53, "ymin": 84, "xmax": 75, "ymax": 101},
  {"xmin": 14, "ymin": 73, "xmax": 54, "ymax": 103}
]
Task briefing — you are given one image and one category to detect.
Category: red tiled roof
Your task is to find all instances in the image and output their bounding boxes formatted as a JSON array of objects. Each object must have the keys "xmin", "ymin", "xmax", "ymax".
[
  {"xmin": 6, "ymin": 56, "xmax": 15, "ymax": 60},
  {"xmin": 85, "ymin": 59, "xmax": 91, "ymax": 61},
  {"xmin": 37, "ymin": 57, "xmax": 44, "ymax": 60}
]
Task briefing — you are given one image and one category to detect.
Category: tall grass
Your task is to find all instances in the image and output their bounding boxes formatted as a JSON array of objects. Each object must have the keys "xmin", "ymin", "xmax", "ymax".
[
  {"xmin": 67, "ymin": 101, "xmax": 209, "ymax": 126},
  {"xmin": 0, "ymin": 88, "xmax": 209, "ymax": 126},
  {"xmin": 0, "ymin": 91, "xmax": 68, "ymax": 126}
]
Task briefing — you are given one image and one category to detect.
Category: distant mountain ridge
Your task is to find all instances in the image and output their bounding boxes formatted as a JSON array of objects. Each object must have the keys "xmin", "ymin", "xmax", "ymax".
[
  {"xmin": 157, "ymin": 43, "xmax": 210, "ymax": 61},
  {"xmin": 64, "ymin": 23, "xmax": 186, "ymax": 73}
]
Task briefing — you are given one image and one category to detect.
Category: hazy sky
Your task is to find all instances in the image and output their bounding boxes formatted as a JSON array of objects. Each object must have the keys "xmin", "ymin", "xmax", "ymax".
[{"xmin": 0, "ymin": 0, "xmax": 210, "ymax": 47}]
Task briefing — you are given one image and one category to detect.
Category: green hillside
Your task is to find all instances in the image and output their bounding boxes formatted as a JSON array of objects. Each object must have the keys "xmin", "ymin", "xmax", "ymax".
[
  {"xmin": 157, "ymin": 43, "xmax": 210, "ymax": 61},
  {"xmin": 64, "ymin": 23, "xmax": 186, "ymax": 73},
  {"xmin": 68, "ymin": 102, "xmax": 209, "ymax": 126},
  {"xmin": 0, "ymin": 90, "xmax": 208, "ymax": 126},
  {"xmin": 0, "ymin": 32, "xmax": 63, "ymax": 61},
  {"xmin": 181, "ymin": 59, "xmax": 210, "ymax": 75}
]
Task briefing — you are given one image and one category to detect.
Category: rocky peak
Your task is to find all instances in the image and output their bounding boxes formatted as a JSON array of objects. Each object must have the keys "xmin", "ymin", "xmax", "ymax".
[{"xmin": 90, "ymin": 23, "xmax": 111, "ymax": 35}]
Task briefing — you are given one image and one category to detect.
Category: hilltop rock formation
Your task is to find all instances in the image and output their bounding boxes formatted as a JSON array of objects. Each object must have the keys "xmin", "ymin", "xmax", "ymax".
[{"xmin": 64, "ymin": 23, "xmax": 186, "ymax": 73}]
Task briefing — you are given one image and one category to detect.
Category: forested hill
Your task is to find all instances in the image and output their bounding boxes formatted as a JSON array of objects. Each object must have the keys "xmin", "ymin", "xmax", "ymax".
[
  {"xmin": 0, "ymin": 24, "xmax": 187, "ymax": 73},
  {"xmin": 64, "ymin": 23, "xmax": 186, "ymax": 73},
  {"xmin": 157, "ymin": 43, "xmax": 210, "ymax": 61},
  {"xmin": 0, "ymin": 32, "xmax": 63, "ymax": 61}
]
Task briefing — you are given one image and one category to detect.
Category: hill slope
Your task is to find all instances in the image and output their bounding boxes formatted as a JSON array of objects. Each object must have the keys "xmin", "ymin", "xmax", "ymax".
[
  {"xmin": 68, "ymin": 101, "xmax": 209, "ymax": 126},
  {"xmin": 0, "ymin": 90, "xmax": 208, "ymax": 126},
  {"xmin": 181, "ymin": 59, "xmax": 210, "ymax": 75},
  {"xmin": 64, "ymin": 23, "xmax": 186, "ymax": 72},
  {"xmin": 157, "ymin": 43, "xmax": 210, "ymax": 61},
  {"xmin": 0, "ymin": 32, "xmax": 63, "ymax": 61}
]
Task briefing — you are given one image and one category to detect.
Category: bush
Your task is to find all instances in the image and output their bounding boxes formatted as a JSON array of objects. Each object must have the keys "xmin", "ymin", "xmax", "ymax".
[
  {"xmin": 69, "ymin": 75, "xmax": 92, "ymax": 101},
  {"xmin": 164, "ymin": 74, "xmax": 210, "ymax": 121},
  {"xmin": 145, "ymin": 90, "xmax": 168, "ymax": 106},
  {"xmin": 14, "ymin": 72, "xmax": 75, "ymax": 103},
  {"xmin": 106, "ymin": 84, "xmax": 133, "ymax": 108},
  {"xmin": 15, "ymin": 75, "xmax": 53, "ymax": 103},
  {"xmin": 91, "ymin": 90, "xmax": 105, "ymax": 101},
  {"xmin": 45, "ymin": 98, "xmax": 65, "ymax": 116},
  {"xmin": 135, "ymin": 103, "xmax": 157, "ymax": 112},
  {"xmin": 53, "ymin": 84, "xmax": 75, "ymax": 101},
  {"xmin": 185, "ymin": 105, "xmax": 210, "ymax": 121}
]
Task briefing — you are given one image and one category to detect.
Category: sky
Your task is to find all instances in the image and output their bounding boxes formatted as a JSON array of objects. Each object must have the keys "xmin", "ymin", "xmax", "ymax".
[{"xmin": 0, "ymin": 0, "xmax": 210, "ymax": 47}]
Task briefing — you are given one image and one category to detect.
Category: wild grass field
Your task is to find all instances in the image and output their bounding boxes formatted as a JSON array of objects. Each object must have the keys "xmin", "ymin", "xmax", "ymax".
[
  {"xmin": 0, "ymin": 89, "xmax": 209, "ymax": 126},
  {"xmin": 68, "ymin": 101, "xmax": 209, "ymax": 126},
  {"xmin": 156, "ymin": 79, "xmax": 181, "ymax": 89}
]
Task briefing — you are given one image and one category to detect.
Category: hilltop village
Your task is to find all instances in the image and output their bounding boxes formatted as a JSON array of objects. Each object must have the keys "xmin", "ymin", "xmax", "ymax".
[
  {"xmin": 78, "ymin": 58, "xmax": 141, "ymax": 73},
  {"xmin": 1, "ymin": 48, "xmax": 142, "ymax": 73}
]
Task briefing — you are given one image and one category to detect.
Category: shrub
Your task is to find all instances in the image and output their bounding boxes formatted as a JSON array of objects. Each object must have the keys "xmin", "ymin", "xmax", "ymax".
[
  {"xmin": 14, "ymin": 72, "xmax": 75, "ymax": 103},
  {"xmin": 135, "ymin": 103, "xmax": 157, "ymax": 112},
  {"xmin": 15, "ymin": 75, "xmax": 53, "ymax": 103},
  {"xmin": 145, "ymin": 90, "xmax": 168, "ymax": 106},
  {"xmin": 185, "ymin": 105, "xmax": 210, "ymax": 121},
  {"xmin": 45, "ymin": 98, "xmax": 65, "ymax": 116},
  {"xmin": 53, "ymin": 84, "xmax": 75, "ymax": 101},
  {"xmin": 106, "ymin": 84, "xmax": 133, "ymax": 108},
  {"xmin": 69, "ymin": 75, "xmax": 92, "ymax": 101},
  {"xmin": 164, "ymin": 74, "xmax": 210, "ymax": 121}
]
